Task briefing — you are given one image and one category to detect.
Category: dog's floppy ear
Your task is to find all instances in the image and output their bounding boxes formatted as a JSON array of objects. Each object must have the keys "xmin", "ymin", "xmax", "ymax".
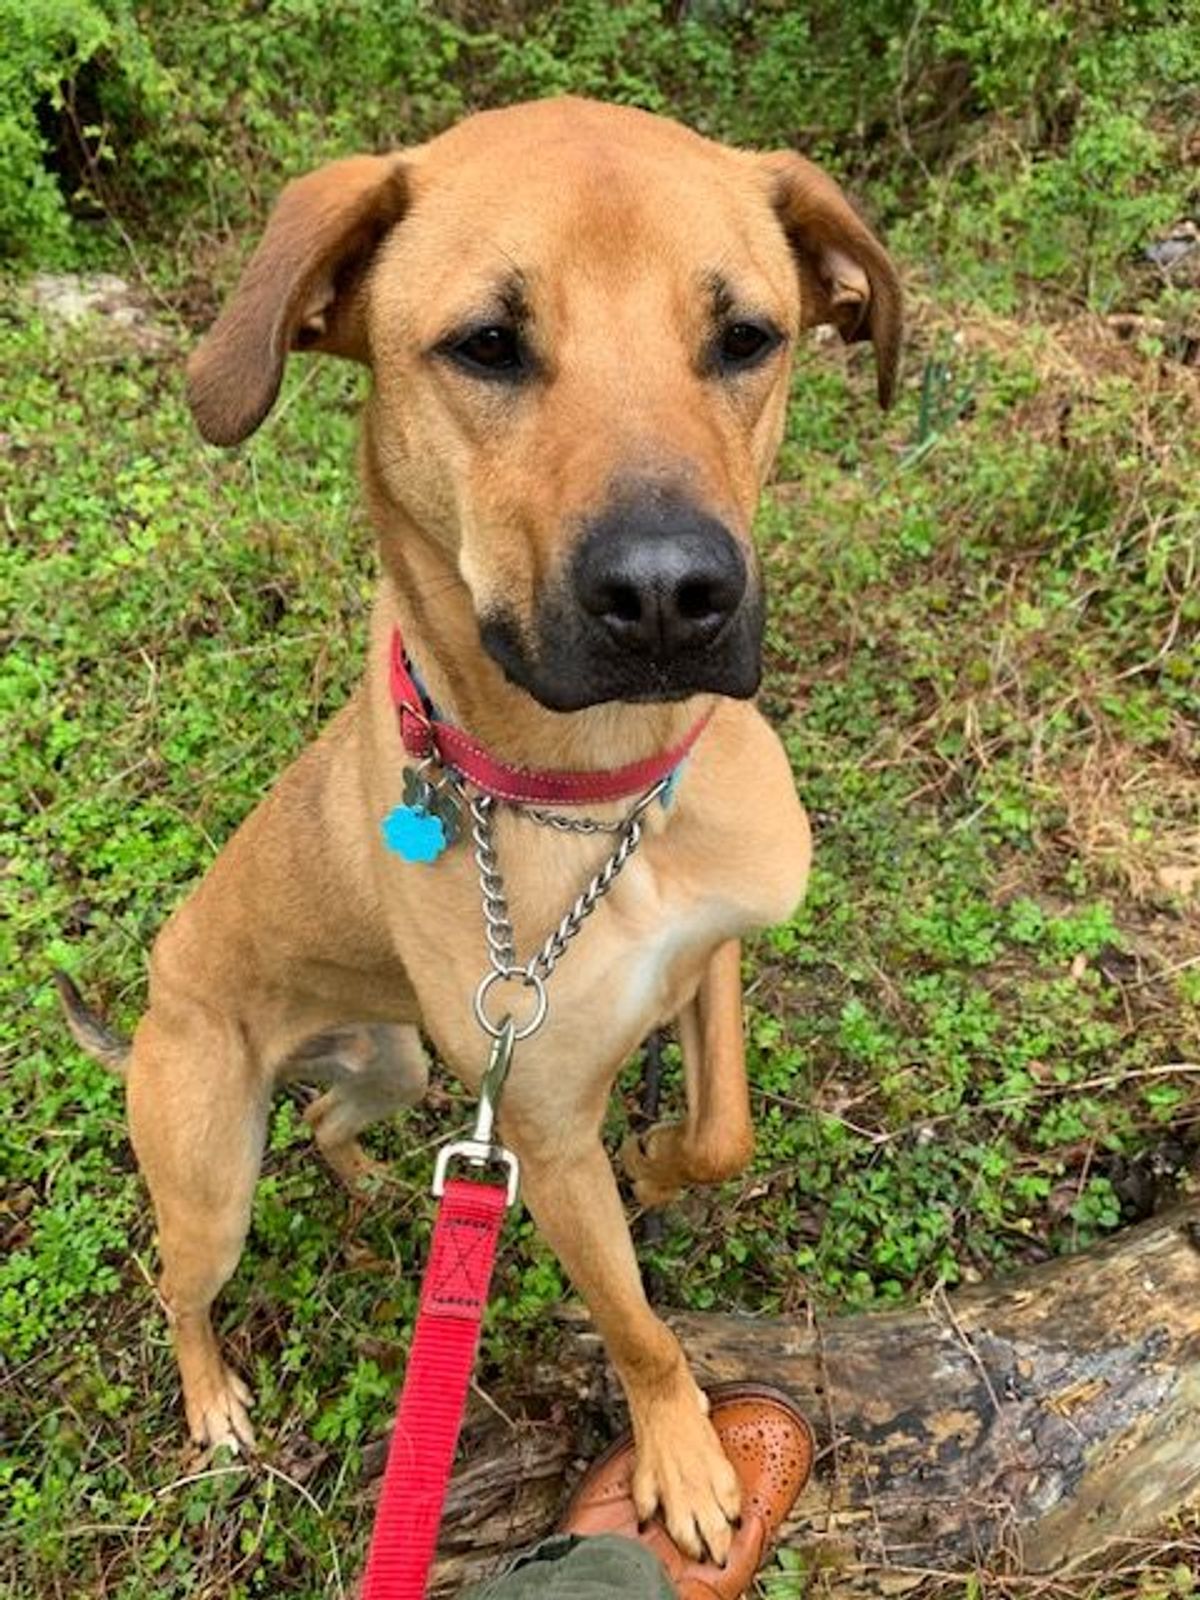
[
  {"xmin": 764, "ymin": 152, "xmax": 902, "ymax": 409},
  {"xmin": 187, "ymin": 155, "xmax": 408, "ymax": 447}
]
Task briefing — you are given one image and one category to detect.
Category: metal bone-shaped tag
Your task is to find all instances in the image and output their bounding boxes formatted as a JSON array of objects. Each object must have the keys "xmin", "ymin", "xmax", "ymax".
[
  {"xmin": 431, "ymin": 784, "xmax": 462, "ymax": 843},
  {"xmin": 412, "ymin": 763, "xmax": 462, "ymax": 843}
]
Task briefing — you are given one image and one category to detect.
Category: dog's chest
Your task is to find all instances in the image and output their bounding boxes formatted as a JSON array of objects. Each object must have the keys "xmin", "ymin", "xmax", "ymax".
[
  {"xmin": 376, "ymin": 700, "xmax": 810, "ymax": 1090},
  {"xmin": 394, "ymin": 816, "xmax": 742, "ymax": 1089},
  {"xmin": 591, "ymin": 849, "xmax": 732, "ymax": 1028},
  {"xmin": 476, "ymin": 845, "xmax": 734, "ymax": 1109}
]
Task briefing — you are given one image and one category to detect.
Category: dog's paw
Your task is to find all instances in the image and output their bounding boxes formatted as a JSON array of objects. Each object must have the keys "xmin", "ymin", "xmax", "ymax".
[
  {"xmin": 186, "ymin": 1364, "xmax": 256, "ymax": 1453},
  {"xmin": 630, "ymin": 1381, "xmax": 741, "ymax": 1564},
  {"xmin": 319, "ymin": 1138, "xmax": 393, "ymax": 1196},
  {"xmin": 621, "ymin": 1125, "xmax": 685, "ymax": 1210}
]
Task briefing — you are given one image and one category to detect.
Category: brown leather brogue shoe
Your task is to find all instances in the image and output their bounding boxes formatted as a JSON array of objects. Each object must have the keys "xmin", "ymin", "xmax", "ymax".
[{"xmin": 561, "ymin": 1383, "xmax": 814, "ymax": 1599}]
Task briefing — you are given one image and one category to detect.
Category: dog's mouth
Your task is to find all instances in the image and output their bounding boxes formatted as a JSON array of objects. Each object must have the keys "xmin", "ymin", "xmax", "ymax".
[
  {"xmin": 476, "ymin": 490, "xmax": 765, "ymax": 712},
  {"xmin": 478, "ymin": 589, "xmax": 764, "ymax": 713}
]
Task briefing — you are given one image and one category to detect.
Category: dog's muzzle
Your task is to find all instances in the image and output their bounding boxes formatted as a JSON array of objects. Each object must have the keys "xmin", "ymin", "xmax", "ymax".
[{"xmin": 480, "ymin": 491, "xmax": 764, "ymax": 711}]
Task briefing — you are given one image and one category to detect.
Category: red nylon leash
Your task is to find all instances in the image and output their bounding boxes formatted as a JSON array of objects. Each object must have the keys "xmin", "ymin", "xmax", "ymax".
[
  {"xmin": 360, "ymin": 1176, "xmax": 509, "ymax": 1600},
  {"xmin": 390, "ymin": 625, "xmax": 711, "ymax": 808}
]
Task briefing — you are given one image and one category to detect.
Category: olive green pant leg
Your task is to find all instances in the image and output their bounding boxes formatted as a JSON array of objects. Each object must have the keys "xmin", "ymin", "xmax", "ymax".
[{"xmin": 462, "ymin": 1533, "xmax": 675, "ymax": 1599}]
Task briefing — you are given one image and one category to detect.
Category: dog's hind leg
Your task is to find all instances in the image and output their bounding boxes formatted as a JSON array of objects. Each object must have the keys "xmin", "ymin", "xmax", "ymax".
[
  {"xmin": 126, "ymin": 999, "xmax": 268, "ymax": 1451},
  {"xmin": 622, "ymin": 939, "xmax": 753, "ymax": 1209},
  {"xmin": 288, "ymin": 1024, "xmax": 430, "ymax": 1188}
]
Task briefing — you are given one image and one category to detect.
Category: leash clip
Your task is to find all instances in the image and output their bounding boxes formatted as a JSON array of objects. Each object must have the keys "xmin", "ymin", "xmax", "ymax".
[{"xmin": 432, "ymin": 1017, "xmax": 521, "ymax": 1206}]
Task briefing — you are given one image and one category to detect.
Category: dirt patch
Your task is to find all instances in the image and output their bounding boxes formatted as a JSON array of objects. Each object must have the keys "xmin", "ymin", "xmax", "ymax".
[
  {"xmin": 1053, "ymin": 742, "xmax": 1200, "ymax": 904},
  {"xmin": 921, "ymin": 298, "xmax": 1200, "ymax": 411}
]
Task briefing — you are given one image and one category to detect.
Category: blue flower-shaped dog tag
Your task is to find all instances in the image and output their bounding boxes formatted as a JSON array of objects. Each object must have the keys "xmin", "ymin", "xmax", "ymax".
[{"xmin": 381, "ymin": 804, "xmax": 448, "ymax": 864}]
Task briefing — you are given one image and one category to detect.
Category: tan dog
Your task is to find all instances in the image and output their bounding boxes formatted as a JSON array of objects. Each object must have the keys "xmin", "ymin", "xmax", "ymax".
[{"xmin": 61, "ymin": 97, "xmax": 899, "ymax": 1560}]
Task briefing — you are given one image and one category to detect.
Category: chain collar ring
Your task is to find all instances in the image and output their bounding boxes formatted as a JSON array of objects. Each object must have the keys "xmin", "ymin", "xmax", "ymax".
[{"xmin": 473, "ymin": 968, "xmax": 549, "ymax": 1041}]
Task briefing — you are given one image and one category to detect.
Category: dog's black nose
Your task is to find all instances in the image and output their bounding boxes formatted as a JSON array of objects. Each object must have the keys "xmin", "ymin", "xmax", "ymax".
[{"xmin": 573, "ymin": 501, "xmax": 747, "ymax": 657}]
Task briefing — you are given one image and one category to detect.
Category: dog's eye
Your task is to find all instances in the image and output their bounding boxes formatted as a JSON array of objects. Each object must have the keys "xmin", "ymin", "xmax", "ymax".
[
  {"xmin": 717, "ymin": 321, "xmax": 780, "ymax": 369},
  {"xmin": 450, "ymin": 325, "xmax": 524, "ymax": 376}
]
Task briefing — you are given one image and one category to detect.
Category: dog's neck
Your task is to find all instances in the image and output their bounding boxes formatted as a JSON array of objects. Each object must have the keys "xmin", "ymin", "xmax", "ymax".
[{"xmin": 371, "ymin": 508, "xmax": 711, "ymax": 775}]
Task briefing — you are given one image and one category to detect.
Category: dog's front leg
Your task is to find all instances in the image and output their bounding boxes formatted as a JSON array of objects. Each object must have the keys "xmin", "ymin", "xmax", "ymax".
[
  {"xmin": 514, "ymin": 1129, "xmax": 741, "ymax": 1561},
  {"xmin": 622, "ymin": 939, "xmax": 753, "ymax": 1209}
]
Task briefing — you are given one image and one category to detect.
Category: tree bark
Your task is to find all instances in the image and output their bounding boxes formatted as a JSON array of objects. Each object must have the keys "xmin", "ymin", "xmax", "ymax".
[{"xmin": 364, "ymin": 1202, "xmax": 1200, "ymax": 1594}]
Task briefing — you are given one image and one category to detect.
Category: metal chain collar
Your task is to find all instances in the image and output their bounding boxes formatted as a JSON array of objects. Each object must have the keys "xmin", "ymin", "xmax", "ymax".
[
  {"xmin": 469, "ymin": 778, "xmax": 666, "ymax": 1041},
  {"xmin": 521, "ymin": 804, "xmax": 632, "ymax": 836}
]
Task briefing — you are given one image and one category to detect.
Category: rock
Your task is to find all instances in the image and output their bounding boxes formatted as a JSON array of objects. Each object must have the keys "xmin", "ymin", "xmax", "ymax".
[
  {"xmin": 1143, "ymin": 221, "xmax": 1199, "ymax": 272},
  {"xmin": 29, "ymin": 272, "xmax": 175, "ymax": 352}
]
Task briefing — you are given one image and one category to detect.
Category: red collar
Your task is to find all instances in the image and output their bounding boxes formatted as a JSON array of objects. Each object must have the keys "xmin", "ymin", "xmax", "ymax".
[{"xmin": 389, "ymin": 626, "xmax": 710, "ymax": 807}]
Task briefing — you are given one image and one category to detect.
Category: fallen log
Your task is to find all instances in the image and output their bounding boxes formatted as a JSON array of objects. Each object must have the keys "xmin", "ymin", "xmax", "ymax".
[{"xmin": 363, "ymin": 1201, "xmax": 1200, "ymax": 1594}]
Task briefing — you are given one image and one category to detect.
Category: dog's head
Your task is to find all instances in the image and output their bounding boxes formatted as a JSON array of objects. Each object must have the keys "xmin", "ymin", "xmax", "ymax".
[{"xmin": 188, "ymin": 98, "xmax": 900, "ymax": 711}]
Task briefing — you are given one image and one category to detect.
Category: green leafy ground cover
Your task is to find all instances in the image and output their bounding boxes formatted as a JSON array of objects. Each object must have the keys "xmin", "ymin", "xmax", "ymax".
[{"xmin": 3, "ymin": 3, "xmax": 1199, "ymax": 1596}]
